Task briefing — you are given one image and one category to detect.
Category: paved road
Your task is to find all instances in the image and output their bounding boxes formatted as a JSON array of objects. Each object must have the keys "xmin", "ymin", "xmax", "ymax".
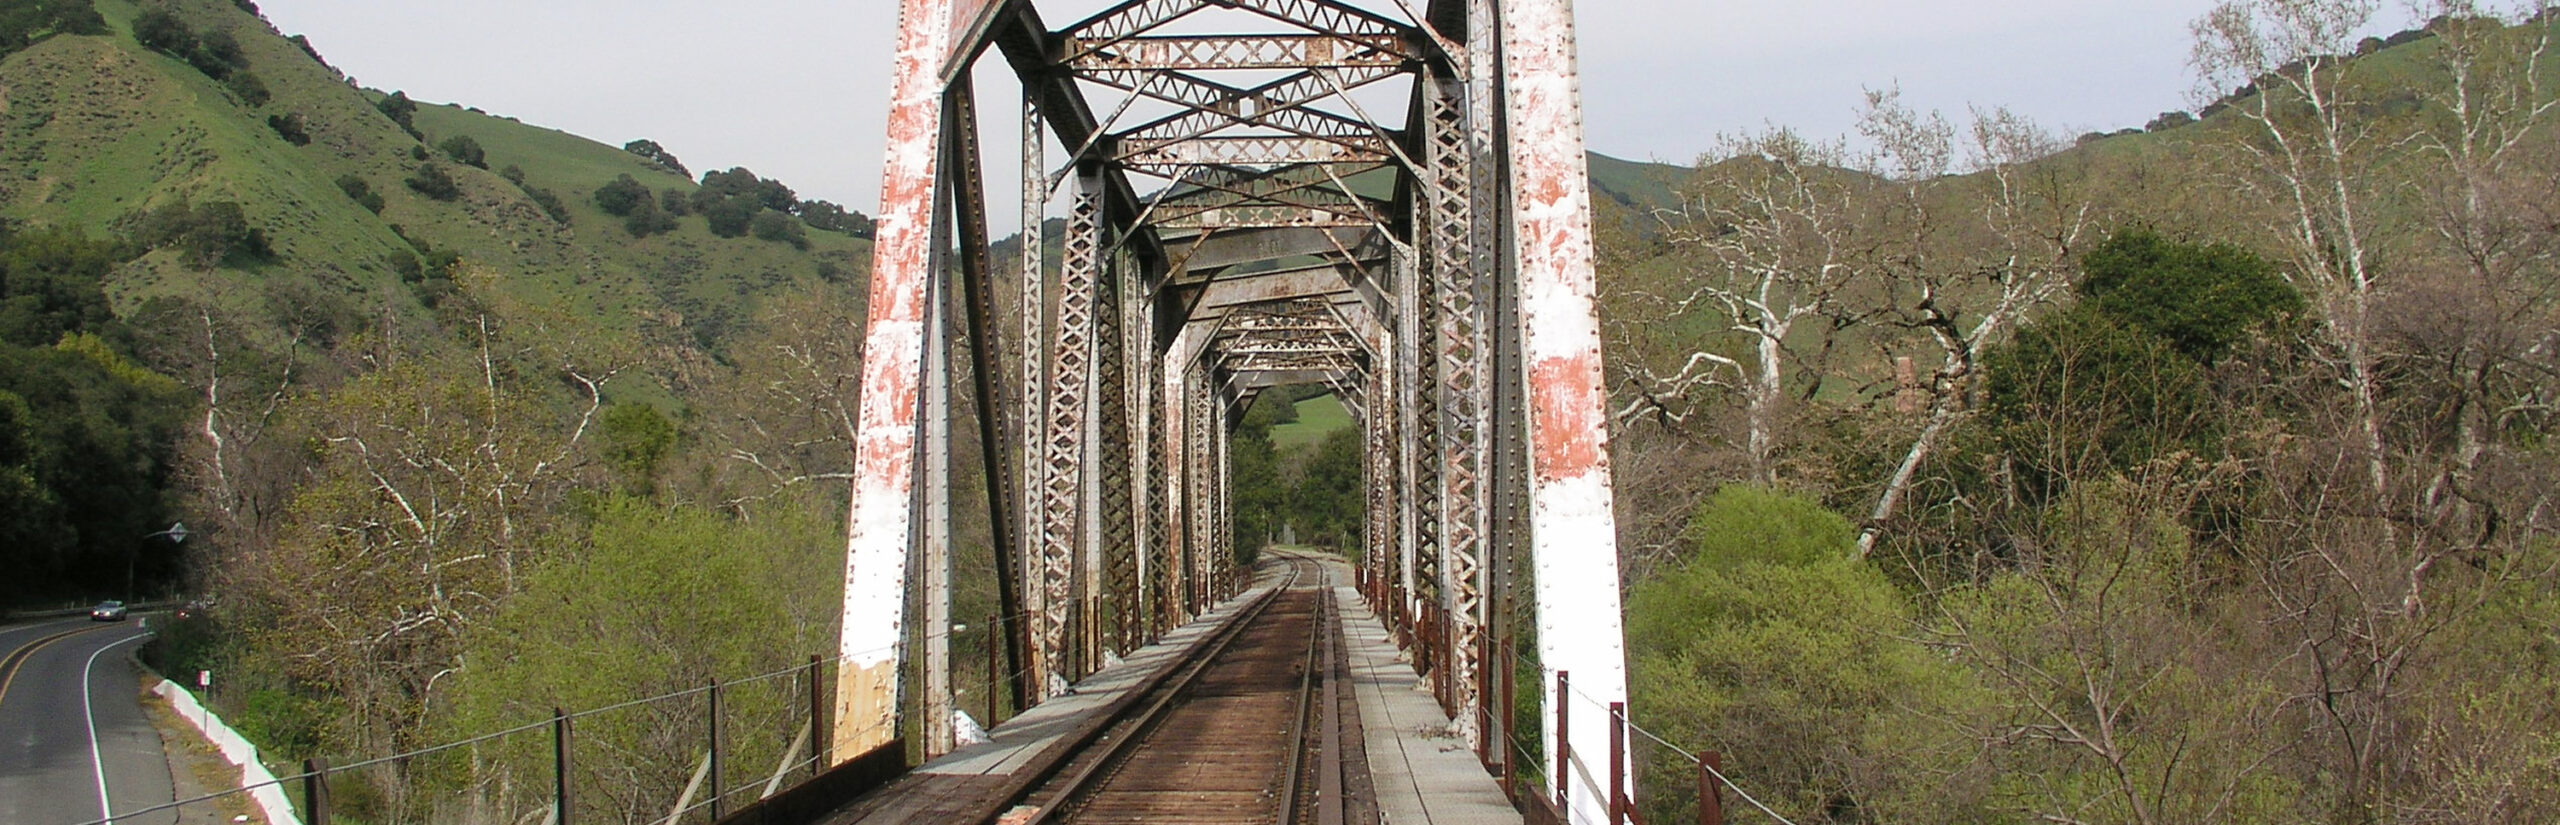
[{"xmin": 0, "ymin": 616, "xmax": 180, "ymax": 825}]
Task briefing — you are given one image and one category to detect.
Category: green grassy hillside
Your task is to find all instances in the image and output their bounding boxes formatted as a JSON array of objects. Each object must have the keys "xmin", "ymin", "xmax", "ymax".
[
  {"xmin": 0, "ymin": 0, "xmax": 868, "ymax": 381},
  {"xmin": 1268, "ymin": 392, "xmax": 1351, "ymax": 450},
  {"xmin": 1587, "ymin": 151, "xmax": 1685, "ymax": 212}
]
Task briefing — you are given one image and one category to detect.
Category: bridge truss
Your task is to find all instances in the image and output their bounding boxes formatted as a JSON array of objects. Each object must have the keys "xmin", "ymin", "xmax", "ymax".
[{"xmin": 834, "ymin": 0, "xmax": 1630, "ymax": 819}]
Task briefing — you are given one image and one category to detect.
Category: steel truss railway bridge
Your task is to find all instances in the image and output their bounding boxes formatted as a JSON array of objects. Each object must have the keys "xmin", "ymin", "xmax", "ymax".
[{"xmin": 827, "ymin": 0, "xmax": 1631, "ymax": 820}]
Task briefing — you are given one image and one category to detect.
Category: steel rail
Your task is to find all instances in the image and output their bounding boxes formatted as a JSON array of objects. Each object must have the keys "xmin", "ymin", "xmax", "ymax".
[{"xmin": 1021, "ymin": 555, "xmax": 1330, "ymax": 824}]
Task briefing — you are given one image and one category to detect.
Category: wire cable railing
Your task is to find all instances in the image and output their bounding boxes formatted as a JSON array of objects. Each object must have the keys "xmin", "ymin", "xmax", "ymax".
[{"xmin": 83, "ymin": 593, "xmax": 1237, "ymax": 825}]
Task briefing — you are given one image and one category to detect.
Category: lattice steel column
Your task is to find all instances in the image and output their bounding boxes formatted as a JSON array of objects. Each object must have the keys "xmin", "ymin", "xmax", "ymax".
[
  {"xmin": 1364, "ymin": 358, "xmax": 1399, "ymax": 604},
  {"xmin": 1037, "ymin": 171, "xmax": 1105, "ymax": 695},
  {"xmin": 1394, "ymin": 223, "xmax": 1437, "ymax": 629},
  {"xmin": 1016, "ymin": 87, "xmax": 1051, "ymax": 699},
  {"xmin": 1212, "ymin": 405, "xmax": 1234, "ymax": 599},
  {"xmin": 1424, "ymin": 61, "xmax": 1494, "ymax": 744},
  {"xmin": 1149, "ymin": 344, "xmax": 1182, "ymax": 637},
  {"xmin": 1186, "ymin": 368, "xmax": 1218, "ymax": 612},
  {"xmin": 1096, "ymin": 245, "xmax": 1137, "ymax": 658}
]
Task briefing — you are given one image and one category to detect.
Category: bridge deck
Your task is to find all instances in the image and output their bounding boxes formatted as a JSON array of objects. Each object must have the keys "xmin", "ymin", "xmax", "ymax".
[
  {"xmin": 1320, "ymin": 557, "xmax": 1522, "ymax": 825},
  {"xmin": 817, "ymin": 555, "xmax": 1519, "ymax": 824}
]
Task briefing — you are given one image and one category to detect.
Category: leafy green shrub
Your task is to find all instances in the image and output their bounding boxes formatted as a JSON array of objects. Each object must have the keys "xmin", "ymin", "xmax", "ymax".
[
  {"xmin": 525, "ymin": 187, "xmax": 570, "ymax": 225},
  {"xmin": 0, "ymin": 224, "xmax": 119, "ymax": 348},
  {"xmin": 221, "ymin": 69, "xmax": 266, "ymax": 106},
  {"xmin": 799, "ymin": 199, "xmax": 875, "ymax": 238},
  {"xmin": 599, "ymin": 402, "xmax": 677, "ymax": 490},
  {"xmin": 116, "ymin": 199, "xmax": 269, "ymax": 268},
  {"xmin": 437, "ymin": 134, "xmax": 486, "ymax": 169},
  {"xmin": 1628, "ymin": 485, "xmax": 1976, "ymax": 822},
  {"xmin": 702, "ymin": 196, "xmax": 757, "ymax": 238},
  {"xmin": 334, "ymin": 175, "xmax": 384, "ymax": 214},
  {"xmin": 659, "ymin": 188, "xmax": 692, "ymax": 216},
  {"xmin": 404, "ymin": 162, "xmax": 459, "ymax": 201},
  {"xmin": 498, "ymin": 164, "xmax": 525, "ymax": 185},
  {"xmin": 265, "ymin": 112, "xmax": 307, "ymax": 145},
  {"xmin": 591, "ymin": 174, "xmax": 649, "ymax": 217},
  {"xmin": 192, "ymin": 29, "xmax": 243, "ymax": 75},
  {"xmin": 694, "ymin": 167, "xmax": 796, "ymax": 213},
  {"xmin": 375, "ymin": 90, "xmax": 420, "ymax": 139},
  {"xmin": 0, "ymin": 0, "xmax": 108, "ymax": 60},
  {"xmin": 750, "ymin": 210, "xmax": 808, "ymax": 249},
  {"xmin": 130, "ymin": 9, "xmax": 193, "ymax": 56},
  {"xmin": 2078, "ymin": 228, "xmax": 2299, "ymax": 363},
  {"xmin": 622, "ymin": 138, "xmax": 689, "ymax": 178},
  {"xmin": 621, "ymin": 201, "xmax": 677, "ymax": 238}
]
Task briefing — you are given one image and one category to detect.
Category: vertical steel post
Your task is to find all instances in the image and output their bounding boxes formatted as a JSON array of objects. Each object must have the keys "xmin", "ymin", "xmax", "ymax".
[
  {"xmin": 1698, "ymin": 752, "xmax": 1724, "ymax": 825},
  {"xmin": 946, "ymin": 76, "xmax": 1028, "ymax": 727},
  {"xmin": 917, "ymin": 107, "xmax": 959, "ymax": 759},
  {"xmin": 709, "ymin": 680, "xmax": 725, "ymax": 820},
  {"xmin": 553, "ymin": 708, "xmax": 572, "ymax": 825},
  {"xmin": 987, "ymin": 613, "xmax": 1004, "ymax": 723},
  {"xmin": 807, "ymin": 655, "xmax": 827, "ymax": 772},
  {"xmin": 1500, "ymin": 0, "xmax": 1634, "ymax": 818},
  {"xmin": 835, "ymin": 0, "xmax": 960, "ymax": 764},
  {"xmin": 1607, "ymin": 701, "xmax": 1625, "ymax": 825},
  {"xmin": 1553, "ymin": 671, "xmax": 1570, "ymax": 812},
  {"xmin": 302, "ymin": 758, "xmax": 329, "ymax": 825}
]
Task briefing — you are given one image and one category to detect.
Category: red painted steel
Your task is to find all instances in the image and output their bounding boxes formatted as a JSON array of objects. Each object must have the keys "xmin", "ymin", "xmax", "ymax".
[
  {"xmin": 1501, "ymin": 0, "xmax": 1634, "ymax": 820},
  {"xmin": 836, "ymin": 0, "xmax": 957, "ymax": 764}
]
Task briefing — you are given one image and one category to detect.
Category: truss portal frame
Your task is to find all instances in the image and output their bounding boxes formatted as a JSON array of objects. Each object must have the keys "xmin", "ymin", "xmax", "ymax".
[{"xmin": 836, "ymin": 0, "xmax": 1633, "ymax": 819}]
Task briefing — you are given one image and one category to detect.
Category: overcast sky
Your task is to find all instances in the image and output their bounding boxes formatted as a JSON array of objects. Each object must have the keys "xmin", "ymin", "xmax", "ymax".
[{"xmin": 248, "ymin": 1, "xmax": 2417, "ymax": 219}]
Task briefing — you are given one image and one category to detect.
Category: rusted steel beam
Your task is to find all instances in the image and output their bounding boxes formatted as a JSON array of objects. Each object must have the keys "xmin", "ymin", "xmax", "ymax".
[
  {"xmin": 1498, "ymin": 0, "xmax": 1633, "ymax": 820},
  {"xmin": 1067, "ymin": 34, "xmax": 1413, "ymax": 71},
  {"xmin": 946, "ymin": 77, "xmax": 1033, "ymax": 722},
  {"xmin": 1064, "ymin": 0, "xmax": 1412, "ymax": 46},
  {"xmin": 987, "ymin": 3, "xmax": 1165, "ymax": 267},
  {"xmin": 836, "ymin": 0, "xmax": 957, "ymax": 766},
  {"xmin": 1119, "ymin": 135, "xmax": 1393, "ymax": 168}
]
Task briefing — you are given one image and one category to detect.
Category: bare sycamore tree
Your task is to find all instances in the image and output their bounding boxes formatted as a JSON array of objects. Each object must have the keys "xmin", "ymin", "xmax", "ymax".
[
  {"xmin": 2192, "ymin": 0, "xmax": 2399, "ymax": 528},
  {"xmin": 1621, "ymin": 128, "xmax": 1873, "ymax": 482},
  {"xmin": 232, "ymin": 274, "xmax": 621, "ymax": 784},
  {"xmin": 1855, "ymin": 95, "xmax": 2090, "ymax": 557},
  {"xmin": 2396, "ymin": 0, "xmax": 2560, "ymax": 557},
  {"xmin": 685, "ymin": 282, "xmax": 867, "ymax": 512}
]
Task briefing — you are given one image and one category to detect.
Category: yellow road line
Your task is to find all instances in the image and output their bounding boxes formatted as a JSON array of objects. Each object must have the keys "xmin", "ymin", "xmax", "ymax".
[{"xmin": 0, "ymin": 624, "xmax": 114, "ymax": 710}]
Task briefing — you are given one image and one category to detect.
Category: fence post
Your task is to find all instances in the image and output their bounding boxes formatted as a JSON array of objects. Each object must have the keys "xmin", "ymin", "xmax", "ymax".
[
  {"xmin": 986, "ymin": 613, "xmax": 1003, "ymax": 724},
  {"xmin": 1697, "ymin": 752, "xmax": 1724, "ymax": 825},
  {"xmin": 1608, "ymin": 701, "xmax": 1627, "ymax": 825},
  {"xmin": 1555, "ymin": 670, "xmax": 1571, "ymax": 811},
  {"xmin": 708, "ymin": 679, "xmax": 724, "ymax": 820},
  {"xmin": 809, "ymin": 654, "xmax": 829, "ymax": 770},
  {"xmin": 552, "ymin": 708, "xmax": 572, "ymax": 825},
  {"xmin": 302, "ymin": 757, "xmax": 329, "ymax": 825}
]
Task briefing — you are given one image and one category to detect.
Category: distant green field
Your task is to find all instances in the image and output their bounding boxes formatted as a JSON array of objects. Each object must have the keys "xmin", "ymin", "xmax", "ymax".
[{"xmin": 1268, "ymin": 392, "xmax": 1352, "ymax": 450}]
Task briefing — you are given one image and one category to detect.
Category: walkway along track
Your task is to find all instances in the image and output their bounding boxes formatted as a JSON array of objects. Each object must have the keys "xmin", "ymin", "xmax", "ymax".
[{"xmin": 1002, "ymin": 553, "xmax": 1355, "ymax": 825}]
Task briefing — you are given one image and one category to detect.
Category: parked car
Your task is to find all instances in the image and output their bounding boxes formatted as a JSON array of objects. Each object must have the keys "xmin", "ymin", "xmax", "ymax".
[{"xmin": 90, "ymin": 600, "xmax": 128, "ymax": 621}]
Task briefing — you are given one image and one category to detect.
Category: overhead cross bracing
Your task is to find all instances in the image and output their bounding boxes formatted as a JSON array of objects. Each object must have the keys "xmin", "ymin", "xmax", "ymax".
[{"xmin": 835, "ymin": 0, "xmax": 1635, "ymax": 821}]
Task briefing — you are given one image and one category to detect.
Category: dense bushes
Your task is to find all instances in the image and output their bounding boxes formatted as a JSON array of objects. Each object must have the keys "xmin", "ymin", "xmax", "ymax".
[
  {"xmin": 0, "ymin": 225, "xmax": 188, "ymax": 607},
  {"xmin": 404, "ymin": 162, "xmax": 460, "ymax": 201},
  {"xmin": 1, "ymin": 0, "xmax": 106, "ymax": 60},
  {"xmin": 334, "ymin": 175, "xmax": 384, "ymax": 214},
  {"xmin": 117, "ymin": 199, "xmax": 270, "ymax": 268},
  {"xmin": 375, "ymin": 90, "xmax": 421, "ymax": 139},
  {"xmin": 131, "ymin": 7, "xmax": 268, "ymax": 107},
  {"xmin": 266, "ymin": 112, "xmax": 308, "ymax": 145}
]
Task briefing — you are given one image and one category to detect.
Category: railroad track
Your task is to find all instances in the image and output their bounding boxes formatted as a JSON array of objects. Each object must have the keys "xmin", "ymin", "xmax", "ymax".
[{"xmin": 1003, "ymin": 553, "xmax": 1352, "ymax": 825}]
